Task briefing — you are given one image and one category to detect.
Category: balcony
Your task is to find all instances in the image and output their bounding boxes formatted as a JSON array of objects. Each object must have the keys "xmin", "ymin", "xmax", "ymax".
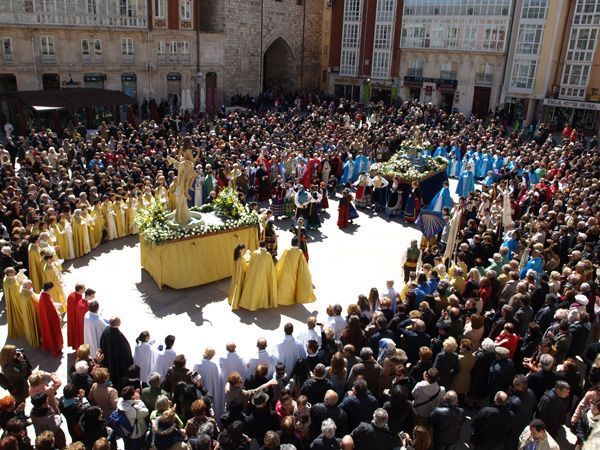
[
  {"xmin": 440, "ymin": 71, "xmax": 457, "ymax": 80},
  {"xmin": 94, "ymin": 55, "xmax": 103, "ymax": 64},
  {"xmin": 82, "ymin": 54, "xmax": 90, "ymax": 64},
  {"xmin": 476, "ymin": 72, "xmax": 493, "ymax": 85},
  {"xmin": 122, "ymin": 54, "xmax": 134, "ymax": 64},
  {"xmin": 157, "ymin": 54, "xmax": 166, "ymax": 65},
  {"xmin": 3, "ymin": 54, "xmax": 14, "ymax": 64},
  {"xmin": 41, "ymin": 53, "xmax": 55, "ymax": 64},
  {"xmin": 168, "ymin": 55, "xmax": 178, "ymax": 65},
  {"xmin": 180, "ymin": 54, "xmax": 190, "ymax": 64},
  {"xmin": 0, "ymin": 12, "xmax": 147, "ymax": 28},
  {"xmin": 407, "ymin": 69, "xmax": 423, "ymax": 77}
]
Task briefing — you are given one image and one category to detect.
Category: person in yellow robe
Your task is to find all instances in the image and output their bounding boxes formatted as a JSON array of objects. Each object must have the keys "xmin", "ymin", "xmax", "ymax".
[
  {"xmin": 3, "ymin": 267, "xmax": 25, "ymax": 339},
  {"xmin": 90, "ymin": 201, "xmax": 105, "ymax": 248},
  {"xmin": 18, "ymin": 279, "xmax": 40, "ymax": 348},
  {"xmin": 167, "ymin": 179, "xmax": 178, "ymax": 211},
  {"xmin": 27, "ymin": 236, "xmax": 44, "ymax": 292},
  {"xmin": 59, "ymin": 214, "xmax": 75, "ymax": 259},
  {"xmin": 48, "ymin": 217, "xmax": 65, "ymax": 260},
  {"xmin": 102, "ymin": 199, "xmax": 118, "ymax": 240},
  {"xmin": 237, "ymin": 242, "xmax": 278, "ymax": 311},
  {"xmin": 275, "ymin": 237, "xmax": 316, "ymax": 306},
  {"xmin": 113, "ymin": 197, "xmax": 127, "ymax": 238},
  {"xmin": 155, "ymin": 177, "xmax": 169, "ymax": 208},
  {"xmin": 41, "ymin": 253, "xmax": 66, "ymax": 313},
  {"xmin": 126, "ymin": 193, "xmax": 138, "ymax": 234},
  {"xmin": 72, "ymin": 209, "xmax": 91, "ymax": 257},
  {"xmin": 142, "ymin": 186, "xmax": 155, "ymax": 208},
  {"xmin": 228, "ymin": 244, "xmax": 250, "ymax": 310}
]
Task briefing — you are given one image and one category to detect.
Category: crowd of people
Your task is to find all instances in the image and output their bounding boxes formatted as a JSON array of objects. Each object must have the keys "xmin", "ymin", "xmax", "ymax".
[{"xmin": 0, "ymin": 96, "xmax": 599, "ymax": 450}]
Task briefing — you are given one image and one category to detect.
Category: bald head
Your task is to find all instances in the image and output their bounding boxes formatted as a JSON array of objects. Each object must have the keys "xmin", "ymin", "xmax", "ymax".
[
  {"xmin": 324, "ymin": 390, "xmax": 338, "ymax": 406},
  {"xmin": 226, "ymin": 342, "xmax": 236, "ymax": 352},
  {"xmin": 307, "ymin": 316, "xmax": 317, "ymax": 329},
  {"xmin": 257, "ymin": 338, "xmax": 267, "ymax": 350},
  {"xmin": 341, "ymin": 435, "xmax": 355, "ymax": 450}
]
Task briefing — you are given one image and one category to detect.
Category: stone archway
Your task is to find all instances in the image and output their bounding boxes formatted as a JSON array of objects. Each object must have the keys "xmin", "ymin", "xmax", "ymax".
[{"xmin": 263, "ymin": 37, "xmax": 297, "ymax": 92}]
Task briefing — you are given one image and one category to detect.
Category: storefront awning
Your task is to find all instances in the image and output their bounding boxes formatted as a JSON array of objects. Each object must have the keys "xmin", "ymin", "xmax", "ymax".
[
  {"xmin": 1, "ymin": 88, "xmax": 136, "ymax": 109},
  {"xmin": 542, "ymin": 98, "xmax": 600, "ymax": 111}
]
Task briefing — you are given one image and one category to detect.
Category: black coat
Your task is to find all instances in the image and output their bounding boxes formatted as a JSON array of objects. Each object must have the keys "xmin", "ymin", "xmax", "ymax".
[
  {"xmin": 488, "ymin": 358, "xmax": 515, "ymax": 398},
  {"xmin": 99, "ymin": 327, "xmax": 133, "ymax": 389},
  {"xmin": 309, "ymin": 435, "xmax": 340, "ymax": 450},
  {"xmin": 428, "ymin": 405, "xmax": 465, "ymax": 445},
  {"xmin": 508, "ymin": 388, "xmax": 537, "ymax": 431},
  {"xmin": 299, "ymin": 378, "xmax": 334, "ymax": 405},
  {"xmin": 470, "ymin": 350, "xmax": 496, "ymax": 398},
  {"xmin": 245, "ymin": 407, "xmax": 280, "ymax": 446},
  {"xmin": 350, "ymin": 422, "xmax": 397, "ymax": 450},
  {"xmin": 568, "ymin": 322, "xmax": 590, "ymax": 357},
  {"xmin": 527, "ymin": 370, "xmax": 557, "ymax": 400},
  {"xmin": 309, "ymin": 403, "xmax": 348, "ymax": 440},
  {"xmin": 433, "ymin": 351, "xmax": 459, "ymax": 388},
  {"xmin": 471, "ymin": 404, "xmax": 514, "ymax": 448},
  {"xmin": 534, "ymin": 389, "xmax": 569, "ymax": 438}
]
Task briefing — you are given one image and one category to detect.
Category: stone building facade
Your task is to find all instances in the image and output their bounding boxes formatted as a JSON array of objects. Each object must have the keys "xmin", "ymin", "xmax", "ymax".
[{"xmin": 0, "ymin": 0, "xmax": 323, "ymax": 111}]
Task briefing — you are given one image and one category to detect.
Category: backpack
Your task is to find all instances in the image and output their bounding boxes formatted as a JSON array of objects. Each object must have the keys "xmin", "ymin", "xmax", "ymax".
[{"xmin": 108, "ymin": 409, "xmax": 136, "ymax": 439}]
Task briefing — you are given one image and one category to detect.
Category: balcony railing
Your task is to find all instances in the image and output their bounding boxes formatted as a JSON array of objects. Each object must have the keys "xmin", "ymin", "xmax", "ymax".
[
  {"xmin": 476, "ymin": 72, "xmax": 493, "ymax": 84},
  {"xmin": 122, "ymin": 54, "xmax": 134, "ymax": 64},
  {"xmin": 180, "ymin": 54, "xmax": 190, "ymax": 64},
  {"xmin": 82, "ymin": 54, "xmax": 90, "ymax": 64},
  {"xmin": 4, "ymin": 54, "xmax": 14, "ymax": 64},
  {"xmin": 0, "ymin": 12, "xmax": 147, "ymax": 28},
  {"xmin": 41, "ymin": 53, "xmax": 55, "ymax": 64},
  {"xmin": 440, "ymin": 71, "xmax": 457, "ymax": 80},
  {"xmin": 407, "ymin": 69, "xmax": 423, "ymax": 77},
  {"xmin": 94, "ymin": 55, "xmax": 103, "ymax": 64},
  {"xmin": 168, "ymin": 55, "xmax": 178, "ymax": 64},
  {"xmin": 157, "ymin": 54, "xmax": 166, "ymax": 65}
]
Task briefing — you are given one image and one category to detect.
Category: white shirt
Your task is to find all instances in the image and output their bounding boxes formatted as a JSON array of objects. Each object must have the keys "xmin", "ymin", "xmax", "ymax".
[
  {"xmin": 193, "ymin": 358, "xmax": 223, "ymax": 419},
  {"xmin": 247, "ymin": 349, "xmax": 278, "ymax": 379},
  {"xmin": 133, "ymin": 342, "xmax": 156, "ymax": 383},
  {"xmin": 153, "ymin": 348, "xmax": 177, "ymax": 379},
  {"xmin": 219, "ymin": 352, "xmax": 246, "ymax": 382},
  {"xmin": 274, "ymin": 335, "xmax": 307, "ymax": 374},
  {"xmin": 83, "ymin": 311, "xmax": 108, "ymax": 356},
  {"xmin": 296, "ymin": 327, "xmax": 322, "ymax": 348},
  {"xmin": 327, "ymin": 316, "xmax": 346, "ymax": 340}
]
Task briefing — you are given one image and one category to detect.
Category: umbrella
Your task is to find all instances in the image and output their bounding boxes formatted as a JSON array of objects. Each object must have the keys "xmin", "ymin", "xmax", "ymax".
[{"xmin": 416, "ymin": 209, "xmax": 447, "ymax": 238}]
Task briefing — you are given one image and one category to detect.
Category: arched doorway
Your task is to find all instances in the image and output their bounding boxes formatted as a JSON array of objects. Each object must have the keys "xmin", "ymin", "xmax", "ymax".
[
  {"xmin": 205, "ymin": 72, "xmax": 218, "ymax": 113},
  {"xmin": 42, "ymin": 73, "xmax": 60, "ymax": 90},
  {"xmin": 263, "ymin": 37, "xmax": 296, "ymax": 92}
]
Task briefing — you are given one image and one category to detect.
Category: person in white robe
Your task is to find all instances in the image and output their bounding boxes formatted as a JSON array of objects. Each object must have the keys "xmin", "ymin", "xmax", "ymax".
[
  {"xmin": 193, "ymin": 166, "xmax": 204, "ymax": 207},
  {"xmin": 246, "ymin": 338, "xmax": 278, "ymax": 379},
  {"xmin": 219, "ymin": 343, "xmax": 246, "ymax": 385},
  {"xmin": 295, "ymin": 316, "xmax": 322, "ymax": 348},
  {"xmin": 193, "ymin": 348, "xmax": 223, "ymax": 420},
  {"xmin": 274, "ymin": 324, "xmax": 307, "ymax": 375},
  {"xmin": 133, "ymin": 331, "xmax": 156, "ymax": 383},
  {"xmin": 153, "ymin": 335, "xmax": 177, "ymax": 379},
  {"xmin": 83, "ymin": 300, "xmax": 108, "ymax": 356}
]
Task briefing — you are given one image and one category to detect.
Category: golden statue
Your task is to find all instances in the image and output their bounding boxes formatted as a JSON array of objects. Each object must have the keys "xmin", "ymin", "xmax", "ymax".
[{"xmin": 166, "ymin": 141, "xmax": 198, "ymax": 226}]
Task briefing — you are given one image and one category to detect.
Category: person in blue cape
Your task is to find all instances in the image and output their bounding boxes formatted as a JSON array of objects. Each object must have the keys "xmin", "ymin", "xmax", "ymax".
[
  {"xmin": 352, "ymin": 152, "xmax": 369, "ymax": 182},
  {"xmin": 340, "ymin": 155, "xmax": 354, "ymax": 184},
  {"xmin": 427, "ymin": 180, "xmax": 454, "ymax": 212},
  {"xmin": 434, "ymin": 143, "xmax": 447, "ymax": 158},
  {"xmin": 520, "ymin": 243, "xmax": 544, "ymax": 279},
  {"xmin": 447, "ymin": 143, "xmax": 462, "ymax": 177},
  {"xmin": 501, "ymin": 230, "xmax": 520, "ymax": 258},
  {"xmin": 456, "ymin": 165, "xmax": 475, "ymax": 198},
  {"xmin": 482, "ymin": 170, "xmax": 495, "ymax": 188}
]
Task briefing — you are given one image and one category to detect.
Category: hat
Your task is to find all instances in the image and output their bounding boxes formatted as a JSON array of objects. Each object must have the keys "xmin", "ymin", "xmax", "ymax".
[
  {"xmin": 481, "ymin": 338, "xmax": 495, "ymax": 353},
  {"xmin": 495, "ymin": 346, "xmax": 510, "ymax": 357},
  {"xmin": 251, "ymin": 391, "xmax": 269, "ymax": 406},
  {"xmin": 575, "ymin": 294, "xmax": 589, "ymax": 306}
]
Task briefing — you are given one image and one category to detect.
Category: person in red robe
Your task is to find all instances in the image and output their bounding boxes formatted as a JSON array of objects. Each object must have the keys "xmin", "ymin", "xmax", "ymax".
[
  {"xmin": 39, "ymin": 282, "xmax": 64, "ymax": 356},
  {"xmin": 301, "ymin": 156, "xmax": 322, "ymax": 188},
  {"xmin": 72, "ymin": 288, "xmax": 94, "ymax": 350},
  {"xmin": 67, "ymin": 284, "xmax": 85, "ymax": 349}
]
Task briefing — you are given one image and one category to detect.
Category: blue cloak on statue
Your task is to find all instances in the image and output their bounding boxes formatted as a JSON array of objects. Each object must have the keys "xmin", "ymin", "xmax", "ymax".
[
  {"xmin": 352, "ymin": 155, "xmax": 369, "ymax": 182},
  {"xmin": 427, "ymin": 187, "xmax": 454, "ymax": 212},
  {"xmin": 456, "ymin": 171, "xmax": 475, "ymax": 198},
  {"xmin": 434, "ymin": 145, "xmax": 447, "ymax": 158},
  {"xmin": 340, "ymin": 160, "xmax": 355, "ymax": 184}
]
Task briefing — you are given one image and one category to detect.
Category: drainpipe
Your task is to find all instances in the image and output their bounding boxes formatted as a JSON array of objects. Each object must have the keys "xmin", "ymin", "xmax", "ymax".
[
  {"xmin": 497, "ymin": 0, "xmax": 517, "ymax": 110},
  {"xmin": 31, "ymin": 36, "xmax": 39, "ymax": 90},
  {"xmin": 259, "ymin": 0, "xmax": 264, "ymax": 93},
  {"xmin": 300, "ymin": 0, "xmax": 306, "ymax": 89},
  {"xmin": 196, "ymin": 0, "xmax": 201, "ymax": 112}
]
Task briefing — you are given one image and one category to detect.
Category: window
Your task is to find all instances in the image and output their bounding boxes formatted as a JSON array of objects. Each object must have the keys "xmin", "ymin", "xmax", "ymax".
[
  {"xmin": 154, "ymin": 0, "xmax": 163, "ymax": 18},
  {"xmin": 431, "ymin": 24, "xmax": 445, "ymax": 48},
  {"xmin": 401, "ymin": 23, "xmax": 425, "ymax": 47},
  {"xmin": 483, "ymin": 24, "xmax": 506, "ymax": 51},
  {"xmin": 342, "ymin": 23, "xmax": 360, "ymax": 48},
  {"xmin": 445, "ymin": 26, "xmax": 458, "ymax": 48},
  {"xmin": 340, "ymin": 49, "xmax": 358, "ymax": 76},
  {"xmin": 181, "ymin": 0, "xmax": 191, "ymax": 20},
  {"xmin": 516, "ymin": 24, "xmax": 544, "ymax": 54},
  {"xmin": 376, "ymin": 0, "xmax": 395, "ymax": 22},
  {"xmin": 343, "ymin": 0, "xmax": 361, "ymax": 22},
  {"xmin": 463, "ymin": 24, "xmax": 477, "ymax": 50},
  {"xmin": 87, "ymin": 0, "xmax": 97, "ymax": 14},
  {"xmin": 81, "ymin": 39, "xmax": 90, "ymax": 55},
  {"xmin": 157, "ymin": 40, "xmax": 166, "ymax": 55},
  {"xmin": 180, "ymin": 41, "xmax": 190, "ymax": 63},
  {"xmin": 374, "ymin": 24, "xmax": 392, "ymax": 49},
  {"xmin": 2, "ymin": 37, "xmax": 13, "ymax": 63},
  {"xmin": 510, "ymin": 59, "xmax": 536, "ymax": 90},
  {"xmin": 372, "ymin": 51, "xmax": 390, "ymax": 78},
  {"xmin": 94, "ymin": 39, "xmax": 102, "ymax": 55},
  {"xmin": 408, "ymin": 58, "xmax": 423, "ymax": 77},
  {"xmin": 573, "ymin": 0, "xmax": 600, "ymax": 25},
  {"xmin": 566, "ymin": 27, "xmax": 598, "ymax": 61},
  {"xmin": 119, "ymin": 0, "xmax": 137, "ymax": 17},
  {"xmin": 121, "ymin": 37, "xmax": 133, "ymax": 55},
  {"xmin": 476, "ymin": 63, "xmax": 493, "ymax": 83},
  {"xmin": 521, "ymin": 0, "xmax": 548, "ymax": 19},
  {"xmin": 440, "ymin": 61, "xmax": 457, "ymax": 79},
  {"xmin": 40, "ymin": 36, "xmax": 55, "ymax": 55},
  {"xmin": 168, "ymin": 40, "xmax": 178, "ymax": 63}
]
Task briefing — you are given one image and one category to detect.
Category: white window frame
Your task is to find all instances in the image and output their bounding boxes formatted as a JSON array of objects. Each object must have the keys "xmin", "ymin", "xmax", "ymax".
[
  {"xmin": 340, "ymin": 49, "xmax": 358, "ymax": 76},
  {"xmin": 87, "ymin": 0, "xmax": 97, "ymax": 14},
  {"xmin": 510, "ymin": 59, "xmax": 537, "ymax": 90},
  {"xmin": 407, "ymin": 58, "xmax": 423, "ymax": 77},
  {"xmin": 516, "ymin": 23, "xmax": 544, "ymax": 55},
  {"xmin": 374, "ymin": 24, "xmax": 392, "ymax": 49},
  {"xmin": 121, "ymin": 37, "xmax": 134, "ymax": 56},
  {"xmin": 340, "ymin": 0, "xmax": 362, "ymax": 76},
  {"xmin": 81, "ymin": 39, "xmax": 90, "ymax": 55},
  {"xmin": 2, "ymin": 37, "xmax": 13, "ymax": 56},
  {"xmin": 40, "ymin": 35, "xmax": 55, "ymax": 55},
  {"xmin": 463, "ymin": 24, "xmax": 477, "ymax": 50},
  {"xmin": 376, "ymin": 0, "xmax": 394, "ymax": 22},
  {"xmin": 521, "ymin": 0, "xmax": 548, "ymax": 19},
  {"xmin": 181, "ymin": 0, "xmax": 192, "ymax": 20},
  {"xmin": 371, "ymin": 50, "xmax": 390, "ymax": 79},
  {"xmin": 440, "ymin": 61, "xmax": 457, "ymax": 79},
  {"xmin": 476, "ymin": 62, "xmax": 493, "ymax": 83},
  {"xmin": 153, "ymin": 0, "xmax": 163, "ymax": 18},
  {"xmin": 119, "ymin": 0, "xmax": 138, "ymax": 17},
  {"xmin": 180, "ymin": 41, "xmax": 190, "ymax": 55},
  {"xmin": 94, "ymin": 39, "xmax": 102, "ymax": 55},
  {"xmin": 157, "ymin": 40, "xmax": 166, "ymax": 55}
]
